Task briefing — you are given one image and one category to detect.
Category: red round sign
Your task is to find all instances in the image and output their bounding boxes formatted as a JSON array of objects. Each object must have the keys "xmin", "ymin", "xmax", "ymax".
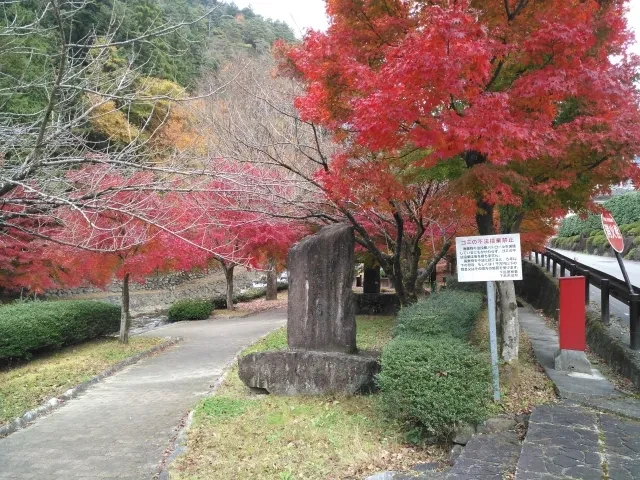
[{"xmin": 601, "ymin": 211, "xmax": 624, "ymax": 253}]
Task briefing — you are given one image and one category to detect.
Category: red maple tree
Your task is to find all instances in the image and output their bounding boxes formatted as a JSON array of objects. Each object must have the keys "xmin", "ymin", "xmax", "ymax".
[
  {"xmin": 280, "ymin": 0, "xmax": 640, "ymax": 233},
  {"xmin": 277, "ymin": 0, "xmax": 640, "ymax": 361}
]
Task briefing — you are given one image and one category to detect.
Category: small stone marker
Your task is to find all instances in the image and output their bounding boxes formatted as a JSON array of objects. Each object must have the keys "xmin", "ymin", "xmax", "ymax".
[{"xmin": 287, "ymin": 223, "xmax": 356, "ymax": 353}]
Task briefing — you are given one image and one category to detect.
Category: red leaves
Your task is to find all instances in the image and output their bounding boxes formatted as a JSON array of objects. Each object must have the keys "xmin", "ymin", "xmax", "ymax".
[{"xmin": 278, "ymin": 0, "xmax": 640, "ymax": 252}]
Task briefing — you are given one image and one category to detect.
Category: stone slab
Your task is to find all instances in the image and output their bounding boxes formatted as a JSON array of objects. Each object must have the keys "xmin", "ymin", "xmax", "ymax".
[
  {"xmin": 363, "ymin": 265, "xmax": 381, "ymax": 294},
  {"xmin": 287, "ymin": 224, "xmax": 356, "ymax": 353},
  {"xmin": 600, "ymin": 413, "xmax": 640, "ymax": 480},
  {"xmin": 238, "ymin": 349, "xmax": 380, "ymax": 395},
  {"xmin": 554, "ymin": 349, "xmax": 592, "ymax": 374},
  {"xmin": 446, "ymin": 431, "xmax": 521, "ymax": 479},
  {"xmin": 515, "ymin": 403, "xmax": 602, "ymax": 480}
]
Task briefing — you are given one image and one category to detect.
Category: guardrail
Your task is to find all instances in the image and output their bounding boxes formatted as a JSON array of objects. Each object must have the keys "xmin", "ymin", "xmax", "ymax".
[{"xmin": 529, "ymin": 248, "xmax": 640, "ymax": 351}]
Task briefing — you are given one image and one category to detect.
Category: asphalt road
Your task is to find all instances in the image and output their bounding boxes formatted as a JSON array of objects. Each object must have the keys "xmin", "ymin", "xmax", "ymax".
[{"xmin": 547, "ymin": 248, "xmax": 639, "ymax": 344}]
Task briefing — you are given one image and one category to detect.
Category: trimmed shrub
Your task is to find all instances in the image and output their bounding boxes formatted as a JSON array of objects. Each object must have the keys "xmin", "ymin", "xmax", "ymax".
[
  {"xmin": 604, "ymin": 192, "xmax": 640, "ymax": 226},
  {"xmin": 379, "ymin": 289, "xmax": 488, "ymax": 441},
  {"xmin": 557, "ymin": 192, "xmax": 640, "ymax": 238},
  {"xmin": 620, "ymin": 221, "xmax": 640, "ymax": 237},
  {"xmin": 587, "ymin": 232, "xmax": 607, "ymax": 248},
  {"xmin": 0, "ymin": 300, "xmax": 120, "ymax": 362},
  {"xmin": 168, "ymin": 299, "xmax": 214, "ymax": 321},
  {"xmin": 378, "ymin": 335, "xmax": 490, "ymax": 440},
  {"xmin": 393, "ymin": 290, "xmax": 483, "ymax": 340}
]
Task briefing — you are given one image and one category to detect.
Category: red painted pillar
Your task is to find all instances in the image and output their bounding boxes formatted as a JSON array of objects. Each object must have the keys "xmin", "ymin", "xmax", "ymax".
[{"xmin": 559, "ymin": 277, "xmax": 586, "ymax": 351}]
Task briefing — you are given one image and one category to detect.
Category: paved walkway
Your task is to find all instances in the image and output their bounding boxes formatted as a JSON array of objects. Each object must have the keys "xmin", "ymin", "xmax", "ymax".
[
  {"xmin": 0, "ymin": 309, "xmax": 286, "ymax": 479},
  {"xmin": 518, "ymin": 306, "xmax": 640, "ymax": 479}
]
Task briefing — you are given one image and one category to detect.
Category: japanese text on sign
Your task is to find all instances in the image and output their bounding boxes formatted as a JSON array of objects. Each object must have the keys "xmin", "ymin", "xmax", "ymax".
[{"xmin": 455, "ymin": 234, "xmax": 523, "ymax": 282}]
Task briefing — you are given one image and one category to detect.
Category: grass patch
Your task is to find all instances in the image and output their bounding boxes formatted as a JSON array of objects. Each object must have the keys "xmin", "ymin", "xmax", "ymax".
[
  {"xmin": 356, "ymin": 316, "xmax": 394, "ymax": 351},
  {"xmin": 172, "ymin": 315, "xmax": 446, "ymax": 480},
  {"xmin": 0, "ymin": 336, "xmax": 164, "ymax": 425},
  {"xmin": 242, "ymin": 328, "xmax": 288, "ymax": 357},
  {"xmin": 469, "ymin": 310, "xmax": 556, "ymax": 415},
  {"xmin": 241, "ymin": 315, "xmax": 394, "ymax": 358}
]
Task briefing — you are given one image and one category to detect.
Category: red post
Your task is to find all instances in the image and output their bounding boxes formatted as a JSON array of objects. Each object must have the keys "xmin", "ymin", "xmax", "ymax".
[{"xmin": 559, "ymin": 277, "xmax": 586, "ymax": 351}]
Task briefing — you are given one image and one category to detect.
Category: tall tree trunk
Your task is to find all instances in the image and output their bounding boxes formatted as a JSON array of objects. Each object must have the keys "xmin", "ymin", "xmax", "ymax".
[
  {"xmin": 223, "ymin": 264, "xmax": 235, "ymax": 310},
  {"xmin": 388, "ymin": 268, "xmax": 412, "ymax": 306},
  {"xmin": 266, "ymin": 257, "xmax": 277, "ymax": 301},
  {"xmin": 497, "ymin": 280, "xmax": 519, "ymax": 363},
  {"xmin": 119, "ymin": 273, "xmax": 130, "ymax": 345},
  {"xmin": 415, "ymin": 240, "xmax": 452, "ymax": 295},
  {"xmin": 465, "ymin": 150, "xmax": 519, "ymax": 362}
]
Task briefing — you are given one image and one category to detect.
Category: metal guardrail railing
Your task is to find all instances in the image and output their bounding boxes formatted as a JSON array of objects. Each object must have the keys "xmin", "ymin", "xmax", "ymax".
[{"xmin": 528, "ymin": 248, "xmax": 640, "ymax": 351}]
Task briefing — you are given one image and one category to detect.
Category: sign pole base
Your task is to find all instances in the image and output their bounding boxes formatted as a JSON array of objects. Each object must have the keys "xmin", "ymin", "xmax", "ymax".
[{"xmin": 486, "ymin": 281, "xmax": 501, "ymax": 402}]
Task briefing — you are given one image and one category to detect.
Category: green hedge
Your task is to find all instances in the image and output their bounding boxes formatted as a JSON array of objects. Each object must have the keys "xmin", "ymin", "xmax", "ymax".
[
  {"xmin": 378, "ymin": 336, "xmax": 490, "ymax": 441},
  {"xmin": 0, "ymin": 300, "xmax": 120, "ymax": 362},
  {"xmin": 378, "ymin": 290, "xmax": 489, "ymax": 441},
  {"xmin": 557, "ymin": 192, "xmax": 640, "ymax": 238},
  {"xmin": 445, "ymin": 277, "xmax": 485, "ymax": 294},
  {"xmin": 557, "ymin": 214, "xmax": 599, "ymax": 237},
  {"xmin": 393, "ymin": 290, "xmax": 483, "ymax": 340},
  {"xmin": 168, "ymin": 299, "xmax": 214, "ymax": 321}
]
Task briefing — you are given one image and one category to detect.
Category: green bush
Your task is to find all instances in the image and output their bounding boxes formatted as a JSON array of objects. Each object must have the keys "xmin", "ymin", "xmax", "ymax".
[
  {"xmin": 378, "ymin": 290, "xmax": 488, "ymax": 441},
  {"xmin": 557, "ymin": 193, "xmax": 640, "ymax": 238},
  {"xmin": 620, "ymin": 221, "xmax": 640, "ymax": 237},
  {"xmin": 445, "ymin": 276, "xmax": 484, "ymax": 294},
  {"xmin": 604, "ymin": 192, "xmax": 640, "ymax": 225},
  {"xmin": 557, "ymin": 214, "xmax": 598, "ymax": 237},
  {"xmin": 168, "ymin": 299, "xmax": 214, "ymax": 321},
  {"xmin": 552, "ymin": 235, "xmax": 581, "ymax": 249},
  {"xmin": 586, "ymin": 232, "xmax": 607, "ymax": 249},
  {"xmin": 393, "ymin": 290, "xmax": 483, "ymax": 340},
  {"xmin": 378, "ymin": 336, "xmax": 490, "ymax": 440},
  {"xmin": 0, "ymin": 300, "xmax": 120, "ymax": 362}
]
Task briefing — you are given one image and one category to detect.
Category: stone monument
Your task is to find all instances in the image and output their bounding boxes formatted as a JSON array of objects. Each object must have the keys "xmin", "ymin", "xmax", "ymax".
[{"xmin": 238, "ymin": 224, "xmax": 380, "ymax": 395}]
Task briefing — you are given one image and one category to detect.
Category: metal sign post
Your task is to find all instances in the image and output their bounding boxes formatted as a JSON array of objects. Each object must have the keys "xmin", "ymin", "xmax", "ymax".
[
  {"xmin": 455, "ymin": 233, "xmax": 523, "ymax": 402},
  {"xmin": 486, "ymin": 281, "xmax": 501, "ymax": 402},
  {"xmin": 601, "ymin": 211, "xmax": 634, "ymax": 294}
]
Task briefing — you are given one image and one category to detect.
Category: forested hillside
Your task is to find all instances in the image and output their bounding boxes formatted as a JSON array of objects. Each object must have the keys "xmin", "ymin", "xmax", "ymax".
[
  {"xmin": 1, "ymin": 0, "xmax": 295, "ymax": 118},
  {"xmin": 0, "ymin": 0, "xmax": 297, "ymax": 303}
]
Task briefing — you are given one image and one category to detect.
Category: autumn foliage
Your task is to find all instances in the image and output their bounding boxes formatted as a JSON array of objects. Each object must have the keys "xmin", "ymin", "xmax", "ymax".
[{"xmin": 279, "ymin": 0, "xmax": 640, "ymax": 234}]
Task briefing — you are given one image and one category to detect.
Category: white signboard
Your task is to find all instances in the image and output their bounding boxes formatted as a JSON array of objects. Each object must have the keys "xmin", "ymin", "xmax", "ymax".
[{"xmin": 456, "ymin": 234, "xmax": 523, "ymax": 282}]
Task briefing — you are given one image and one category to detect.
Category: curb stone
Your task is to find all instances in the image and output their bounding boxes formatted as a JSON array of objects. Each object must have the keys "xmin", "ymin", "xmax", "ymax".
[
  {"xmin": 0, "ymin": 336, "xmax": 181, "ymax": 438},
  {"xmin": 155, "ymin": 327, "xmax": 283, "ymax": 479}
]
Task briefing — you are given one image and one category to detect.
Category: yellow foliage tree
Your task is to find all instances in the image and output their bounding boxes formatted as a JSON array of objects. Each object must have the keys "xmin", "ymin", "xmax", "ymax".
[{"xmin": 87, "ymin": 94, "xmax": 141, "ymax": 145}]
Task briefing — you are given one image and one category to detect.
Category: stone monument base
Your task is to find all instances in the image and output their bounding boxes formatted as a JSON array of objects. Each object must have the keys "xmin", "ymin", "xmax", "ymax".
[
  {"xmin": 238, "ymin": 350, "xmax": 380, "ymax": 395},
  {"xmin": 554, "ymin": 349, "xmax": 592, "ymax": 374}
]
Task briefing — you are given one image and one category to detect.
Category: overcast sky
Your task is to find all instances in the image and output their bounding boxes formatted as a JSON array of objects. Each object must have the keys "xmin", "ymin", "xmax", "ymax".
[{"xmin": 233, "ymin": 0, "xmax": 640, "ymax": 52}]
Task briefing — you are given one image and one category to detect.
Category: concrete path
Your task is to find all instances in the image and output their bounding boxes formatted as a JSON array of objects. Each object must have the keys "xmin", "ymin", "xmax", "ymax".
[
  {"xmin": 517, "ymin": 306, "xmax": 640, "ymax": 479},
  {"xmin": 0, "ymin": 309, "xmax": 286, "ymax": 480}
]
